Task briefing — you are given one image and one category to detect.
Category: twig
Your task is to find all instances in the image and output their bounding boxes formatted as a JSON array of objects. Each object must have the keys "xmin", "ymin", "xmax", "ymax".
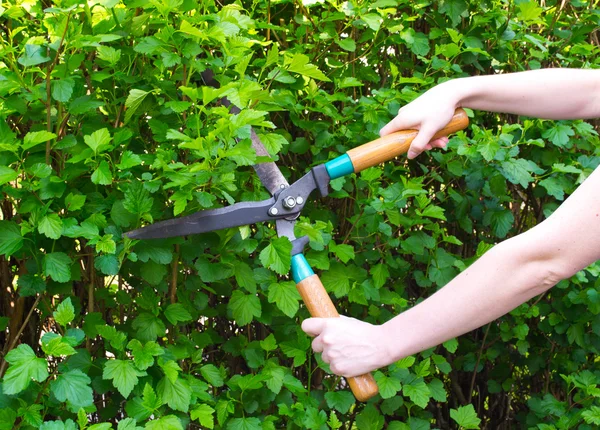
[
  {"xmin": 0, "ymin": 295, "xmax": 42, "ymax": 377},
  {"xmin": 468, "ymin": 323, "xmax": 491, "ymax": 403}
]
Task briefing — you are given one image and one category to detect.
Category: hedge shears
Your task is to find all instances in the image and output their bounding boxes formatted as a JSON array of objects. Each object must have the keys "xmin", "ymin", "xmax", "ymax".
[{"xmin": 126, "ymin": 71, "xmax": 469, "ymax": 401}]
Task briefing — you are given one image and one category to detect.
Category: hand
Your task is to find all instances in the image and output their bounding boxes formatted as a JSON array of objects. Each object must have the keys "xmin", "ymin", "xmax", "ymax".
[
  {"xmin": 301, "ymin": 315, "xmax": 391, "ymax": 378},
  {"xmin": 380, "ymin": 81, "xmax": 462, "ymax": 159}
]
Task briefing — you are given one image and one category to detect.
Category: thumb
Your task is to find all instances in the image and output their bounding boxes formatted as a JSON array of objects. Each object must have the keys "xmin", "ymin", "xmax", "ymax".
[
  {"xmin": 301, "ymin": 318, "xmax": 327, "ymax": 337},
  {"xmin": 407, "ymin": 124, "xmax": 437, "ymax": 159}
]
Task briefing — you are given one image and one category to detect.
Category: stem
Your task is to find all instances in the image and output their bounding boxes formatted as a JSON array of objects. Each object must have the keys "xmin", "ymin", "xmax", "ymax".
[
  {"xmin": 0, "ymin": 295, "xmax": 42, "ymax": 377},
  {"xmin": 468, "ymin": 323, "xmax": 491, "ymax": 403}
]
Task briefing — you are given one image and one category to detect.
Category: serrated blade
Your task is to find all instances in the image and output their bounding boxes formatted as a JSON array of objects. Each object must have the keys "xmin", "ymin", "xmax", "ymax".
[{"xmin": 125, "ymin": 198, "xmax": 276, "ymax": 239}]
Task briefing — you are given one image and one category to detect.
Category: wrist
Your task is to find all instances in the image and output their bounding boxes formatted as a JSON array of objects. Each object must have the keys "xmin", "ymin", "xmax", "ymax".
[
  {"xmin": 375, "ymin": 321, "xmax": 399, "ymax": 367},
  {"xmin": 439, "ymin": 76, "xmax": 481, "ymax": 109}
]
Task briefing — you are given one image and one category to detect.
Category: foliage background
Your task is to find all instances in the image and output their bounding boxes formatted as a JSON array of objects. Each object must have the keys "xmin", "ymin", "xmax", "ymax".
[{"xmin": 0, "ymin": 0, "xmax": 600, "ymax": 428}]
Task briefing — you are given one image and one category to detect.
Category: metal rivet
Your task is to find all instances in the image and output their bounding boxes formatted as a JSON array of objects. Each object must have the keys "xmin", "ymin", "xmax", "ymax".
[
  {"xmin": 269, "ymin": 208, "xmax": 279, "ymax": 216},
  {"xmin": 283, "ymin": 197, "xmax": 296, "ymax": 209},
  {"xmin": 296, "ymin": 197, "xmax": 304, "ymax": 205}
]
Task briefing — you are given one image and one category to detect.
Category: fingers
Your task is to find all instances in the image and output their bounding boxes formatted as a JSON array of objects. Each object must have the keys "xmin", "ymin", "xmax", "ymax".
[
  {"xmin": 301, "ymin": 318, "xmax": 326, "ymax": 337},
  {"xmin": 407, "ymin": 124, "xmax": 438, "ymax": 159},
  {"xmin": 379, "ymin": 111, "xmax": 414, "ymax": 137}
]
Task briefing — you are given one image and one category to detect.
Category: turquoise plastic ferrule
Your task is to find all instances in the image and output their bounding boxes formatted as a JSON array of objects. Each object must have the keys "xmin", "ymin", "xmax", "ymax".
[
  {"xmin": 325, "ymin": 154, "xmax": 355, "ymax": 180},
  {"xmin": 291, "ymin": 254, "xmax": 314, "ymax": 283}
]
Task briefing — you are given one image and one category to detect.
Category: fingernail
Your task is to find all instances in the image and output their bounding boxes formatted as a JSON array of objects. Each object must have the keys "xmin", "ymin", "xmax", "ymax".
[{"xmin": 407, "ymin": 150, "xmax": 416, "ymax": 159}]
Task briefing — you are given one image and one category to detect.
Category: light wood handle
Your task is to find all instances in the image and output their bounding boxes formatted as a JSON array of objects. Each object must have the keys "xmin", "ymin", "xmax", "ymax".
[
  {"xmin": 297, "ymin": 274, "xmax": 379, "ymax": 402},
  {"xmin": 346, "ymin": 108, "xmax": 469, "ymax": 172}
]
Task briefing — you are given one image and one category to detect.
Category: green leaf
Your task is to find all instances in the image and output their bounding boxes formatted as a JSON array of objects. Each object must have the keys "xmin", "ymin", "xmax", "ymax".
[
  {"xmin": 39, "ymin": 420, "xmax": 78, "ymax": 430},
  {"xmin": 443, "ymin": 338, "xmax": 458, "ymax": 353},
  {"xmin": 3, "ymin": 344, "xmax": 49, "ymax": 395},
  {"xmin": 402, "ymin": 380, "xmax": 430, "ymax": 408},
  {"xmin": 17, "ymin": 274, "xmax": 46, "ymax": 297},
  {"xmin": 125, "ymin": 89, "xmax": 151, "ymax": 123},
  {"xmin": 191, "ymin": 404, "xmax": 215, "ymax": 429},
  {"xmin": 259, "ymin": 236, "xmax": 292, "ymax": 275},
  {"xmin": 370, "ymin": 263, "xmax": 389, "ymax": 289},
  {"xmin": 95, "ymin": 254, "xmax": 120, "ymax": 275},
  {"xmin": 145, "ymin": 416, "xmax": 183, "ymax": 430},
  {"xmin": 91, "ymin": 161, "xmax": 113, "ymax": 185},
  {"xmin": 355, "ymin": 404, "xmax": 385, "ymax": 430},
  {"xmin": 226, "ymin": 417, "xmax": 261, "ymax": 430},
  {"xmin": 84, "ymin": 128, "xmax": 111, "ymax": 154},
  {"xmin": 228, "ymin": 290, "xmax": 261, "ymax": 325},
  {"xmin": 157, "ymin": 376, "xmax": 192, "ymax": 412},
  {"xmin": 160, "ymin": 359, "xmax": 181, "ymax": 383},
  {"xmin": 127, "ymin": 339, "xmax": 163, "ymax": 370},
  {"xmin": 23, "ymin": 130, "xmax": 57, "ymax": 150},
  {"xmin": 542, "ymin": 123, "xmax": 575, "ymax": 147},
  {"xmin": 337, "ymin": 38, "xmax": 356, "ymax": 51},
  {"xmin": 400, "ymin": 28, "xmax": 430, "ymax": 56},
  {"xmin": 52, "ymin": 79, "xmax": 74, "ymax": 103},
  {"xmin": 97, "ymin": 45, "xmax": 121, "ymax": 64},
  {"xmin": 42, "ymin": 334, "xmax": 76, "ymax": 357},
  {"xmin": 428, "ymin": 378, "xmax": 448, "ymax": 402},
  {"xmin": 225, "ymin": 140, "xmax": 257, "ymax": 166},
  {"xmin": 50, "ymin": 369, "xmax": 94, "ymax": 408},
  {"xmin": 124, "ymin": 181, "xmax": 153, "ymax": 215},
  {"xmin": 440, "ymin": 0, "xmax": 468, "ymax": 25},
  {"xmin": 330, "ymin": 243, "xmax": 355, "ymax": 263},
  {"xmin": 0, "ymin": 166, "xmax": 18, "ymax": 185},
  {"xmin": 285, "ymin": 53, "xmax": 331, "ymax": 82},
  {"xmin": 324, "ymin": 391, "xmax": 355, "ymax": 414},
  {"xmin": 540, "ymin": 177, "xmax": 565, "ymax": 200},
  {"xmin": 256, "ymin": 133, "xmax": 288, "ymax": 155},
  {"xmin": 418, "ymin": 204, "xmax": 447, "ymax": 220},
  {"xmin": 374, "ymin": 371, "xmax": 402, "ymax": 399},
  {"xmin": 500, "ymin": 158, "xmax": 537, "ymax": 188},
  {"xmin": 582, "ymin": 405, "xmax": 600, "ymax": 425},
  {"xmin": 18, "ymin": 44, "xmax": 50, "ymax": 66},
  {"xmin": 450, "ymin": 404, "xmax": 481, "ymax": 429},
  {"xmin": 361, "ymin": 13, "xmax": 383, "ymax": 31},
  {"xmin": 267, "ymin": 281, "xmax": 300, "ymax": 318},
  {"xmin": 65, "ymin": 193, "xmax": 86, "ymax": 211},
  {"xmin": 96, "ymin": 234, "xmax": 116, "ymax": 254},
  {"xmin": 132, "ymin": 312, "xmax": 166, "ymax": 342},
  {"xmin": 18, "ymin": 404, "xmax": 43, "ymax": 427},
  {"xmin": 0, "ymin": 221, "xmax": 23, "ymax": 257},
  {"xmin": 233, "ymin": 261, "xmax": 257, "ymax": 293},
  {"xmin": 44, "ymin": 252, "xmax": 72, "ymax": 283},
  {"xmin": 201, "ymin": 364, "xmax": 224, "ymax": 387},
  {"xmin": 117, "ymin": 418, "xmax": 143, "ymax": 430},
  {"xmin": 39, "ymin": 213, "xmax": 63, "ymax": 239},
  {"xmin": 103, "ymin": 359, "xmax": 147, "ymax": 398},
  {"xmin": 0, "ymin": 408, "xmax": 16, "ymax": 430},
  {"xmin": 164, "ymin": 303, "xmax": 193, "ymax": 325},
  {"xmin": 54, "ymin": 298, "xmax": 75, "ymax": 326}
]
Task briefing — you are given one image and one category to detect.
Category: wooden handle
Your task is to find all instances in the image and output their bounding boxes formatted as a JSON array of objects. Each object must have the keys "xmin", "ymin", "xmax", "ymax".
[
  {"xmin": 346, "ymin": 108, "xmax": 469, "ymax": 172},
  {"xmin": 297, "ymin": 274, "xmax": 379, "ymax": 402}
]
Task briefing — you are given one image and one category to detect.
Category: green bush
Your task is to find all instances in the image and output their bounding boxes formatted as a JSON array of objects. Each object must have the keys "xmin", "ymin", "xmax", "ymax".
[{"xmin": 1, "ymin": 0, "xmax": 599, "ymax": 428}]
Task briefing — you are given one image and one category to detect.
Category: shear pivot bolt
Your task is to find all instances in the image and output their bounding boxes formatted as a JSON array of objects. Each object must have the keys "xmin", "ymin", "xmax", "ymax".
[
  {"xmin": 269, "ymin": 208, "xmax": 279, "ymax": 216},
  {"xmin": 283, "ymin": 197, "xmax": 297, "ymax": 209}
]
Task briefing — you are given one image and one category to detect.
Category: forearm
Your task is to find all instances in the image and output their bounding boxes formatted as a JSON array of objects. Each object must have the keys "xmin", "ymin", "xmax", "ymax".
[
  {"xmin": 447, "ymin": 68, "xmax": 600, "ymax": 120},
  {"xmin": 380, "ymin": 237, "xmax": 557, "ymax": 361}
]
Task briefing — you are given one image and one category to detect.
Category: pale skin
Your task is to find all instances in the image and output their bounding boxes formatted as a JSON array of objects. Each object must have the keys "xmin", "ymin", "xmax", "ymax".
[{"xmin": 302, "ymin": 68, "xmax": 600, "ymax": 378}]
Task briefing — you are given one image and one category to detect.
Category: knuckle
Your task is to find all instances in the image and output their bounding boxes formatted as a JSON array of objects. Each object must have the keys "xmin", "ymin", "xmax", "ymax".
[{"xmin": 322, "ymin": 334, "xmax": 334, "ymax": 345}]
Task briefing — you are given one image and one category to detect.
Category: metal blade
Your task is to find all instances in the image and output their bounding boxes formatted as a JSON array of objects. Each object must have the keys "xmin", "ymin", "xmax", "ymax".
[
  {"xmin": 201, "ymin": 70, "xmax": 288, "ymax": 195},
  {"xmin": 125, "ymin": 198, "xmax": 275, "ymax": 239}
]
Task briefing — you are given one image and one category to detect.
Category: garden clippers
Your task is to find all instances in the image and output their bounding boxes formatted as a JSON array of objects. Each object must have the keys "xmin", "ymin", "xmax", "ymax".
[{"xmin": 125, "ymin": 71, "xmax": 469, "ymax": 401}]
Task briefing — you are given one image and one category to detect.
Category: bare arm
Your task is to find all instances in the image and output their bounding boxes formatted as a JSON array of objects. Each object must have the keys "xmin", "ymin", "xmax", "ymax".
[
  {"xmin": 302, "ymin": 68, "xmax": 600, "ymax": 378},
  {"xmin": 380, "ymin": 68, "xmax": 600, "ymax": 159},
  {"xmin": 303, "ymin": 166, "xmax": 600, "ymax": 377}
]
